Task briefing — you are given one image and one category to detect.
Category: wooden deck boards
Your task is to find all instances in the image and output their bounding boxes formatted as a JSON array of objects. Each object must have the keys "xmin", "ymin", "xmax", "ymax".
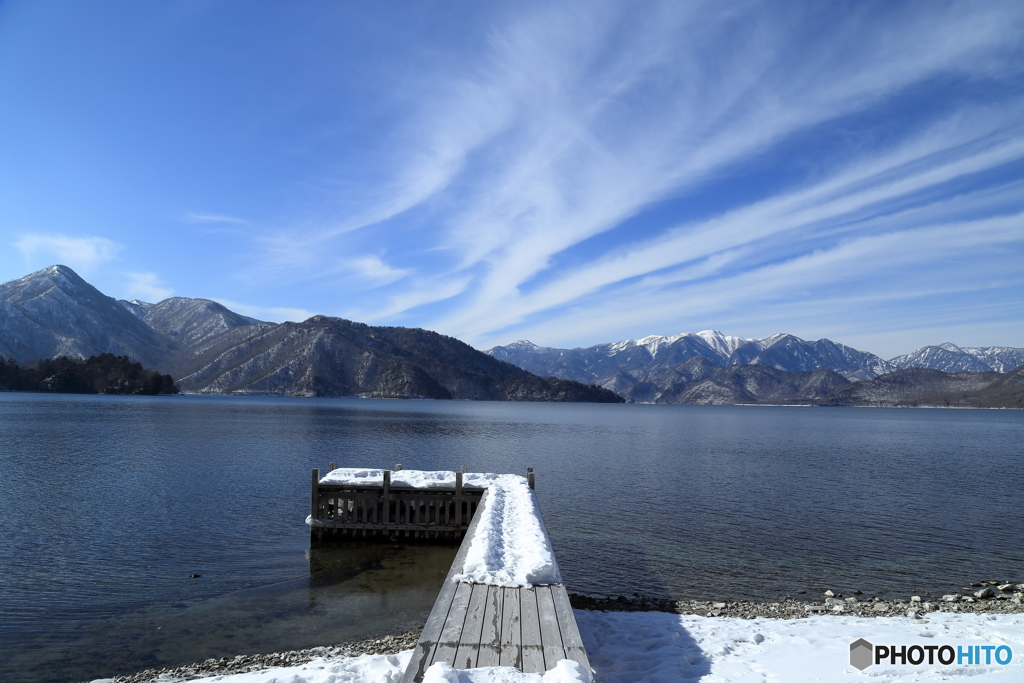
[
  {"xmin": 402, "ymin": 584, "xmax": 590, "ymax": 681},
  {"xmin": 400, "ymin": 488, "xmax": 591, "ymax": 682}
]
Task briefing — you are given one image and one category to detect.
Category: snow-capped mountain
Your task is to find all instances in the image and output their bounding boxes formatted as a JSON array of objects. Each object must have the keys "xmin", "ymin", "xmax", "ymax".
[
  {"xmin": 488, "ymin": 332, "xmax": 1022, "ymax": 403},
  {"xmin": 730, "ymin": 333, "xmax": 895, "ymax": 380},
  {"xmin": 695, "ymin": 329, "xmax": 751, "ymax": 356},
  {"xmin": 889, "ymin": 342, "xmax": 1024, "ymax": 373},
  {"xmin": 0, "ymin": 265, "xmax": 266, "ymax": 371},
  {"xmin": 0, "ymin": 265, "xmax": 174, "ymax": 368},
  {"xmin": 487, "ymin": 330, "xmax": 894, "ymax": 398}
]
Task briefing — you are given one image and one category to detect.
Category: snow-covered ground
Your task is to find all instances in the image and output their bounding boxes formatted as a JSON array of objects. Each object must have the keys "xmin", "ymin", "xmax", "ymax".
[
  {"xmin": 311, "ymin": 469, "xmax": 560, "ymax": 586},
  {"xmin": 577, "ymin": 610, "xmax": 1023, "ymax": 682},
  {"xmin": 93, "ymin": 610, "xmax": 1023, "ymax": 683}
]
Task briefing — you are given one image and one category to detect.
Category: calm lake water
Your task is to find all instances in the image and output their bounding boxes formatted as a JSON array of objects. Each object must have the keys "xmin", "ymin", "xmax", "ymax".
[{"xmin": 1, "ymin": 393, "xmax": 1022, "ymax": 683}]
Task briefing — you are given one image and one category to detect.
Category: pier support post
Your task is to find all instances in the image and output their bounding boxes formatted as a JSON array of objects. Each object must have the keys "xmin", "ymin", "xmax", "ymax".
[
  {"xmin": 383, "ymin": 469, "xmax": 391, "ymax": 525},
  {"xmin": 310, "ymin": 468, "xmax": 320, "ymax": 544},
  {"xmin": 455, "ymin": 470, "xmax": 463, "ymax": 528},
  {"xmin": 527, "ymin": 467, "xmax": 535, "ymax": 490},
  {"xmin": 329, "ymin": 462, "xmax": 336, "ymax": 472},
  {"xmin": 311, "ymin": 468, "xmax": 320, "ymax": 519}
]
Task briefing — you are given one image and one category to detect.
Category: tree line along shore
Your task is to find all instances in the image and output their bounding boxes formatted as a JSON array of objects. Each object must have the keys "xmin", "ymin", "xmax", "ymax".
[{"xmin": 0, "ymin": 353, "xmax": 179, "ymax": 396}]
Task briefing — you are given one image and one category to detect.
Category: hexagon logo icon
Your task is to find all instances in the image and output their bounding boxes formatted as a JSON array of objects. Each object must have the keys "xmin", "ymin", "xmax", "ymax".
[{"xmin": 850, "ymin": 638, "xmax": 874, "ymax": 670}]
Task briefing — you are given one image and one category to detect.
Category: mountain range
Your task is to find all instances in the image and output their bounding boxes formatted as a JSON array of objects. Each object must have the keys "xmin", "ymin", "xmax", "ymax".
[
  {"xmin": 2, "ymin": 265, "xmax": 1020, "ymax": 406},
  {"xmin": 486, "ymin": 333, "xmax": 1023, "ymax": 403},
  {"xmin": 0, "ymin": 266, "xmax": 620, "ymax": 402}
]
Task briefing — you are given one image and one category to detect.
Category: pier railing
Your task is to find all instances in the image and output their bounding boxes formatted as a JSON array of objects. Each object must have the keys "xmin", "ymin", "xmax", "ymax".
[{"xmin": 309, "ymin": 465, "xmax": 488, "ymax": 543}]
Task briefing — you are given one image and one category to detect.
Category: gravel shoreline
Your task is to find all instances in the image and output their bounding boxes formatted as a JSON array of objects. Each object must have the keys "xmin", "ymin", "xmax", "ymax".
[
  {"xmin": 86, "ymin": 632, "xmax": 420, "ymax": 683},
  {"xmin": 89, "ymin": 581, "xmax": 1024, "ymax": 683},
  {"xmin": 569, "ymin": 582, "xmax": 1024, "ymax": 619}
]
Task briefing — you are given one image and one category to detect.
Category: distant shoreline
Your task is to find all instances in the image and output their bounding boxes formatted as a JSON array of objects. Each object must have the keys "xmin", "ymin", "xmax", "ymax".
[{"xmin": 7, "ymin": 389, "xmax": 1015, "ymax": 409}]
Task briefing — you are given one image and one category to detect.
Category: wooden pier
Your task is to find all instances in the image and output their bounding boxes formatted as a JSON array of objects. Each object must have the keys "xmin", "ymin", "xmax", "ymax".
[{"xmin": 307, "ymin": 466, "xmax": 590, "ymax": 681}]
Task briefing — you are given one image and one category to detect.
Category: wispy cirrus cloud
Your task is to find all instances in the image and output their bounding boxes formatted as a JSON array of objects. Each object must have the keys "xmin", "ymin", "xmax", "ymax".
[
  {"xmin": 495, "ymin": 209, "xmax": 1024, "ymax": 354},
  {"xmin": 211, "ymin": 298, "xmax": 315, "ymax": 324},
  {"xmin": 13, "ymin": 233, "xmax": 121, "ymax": 273},
  {"xmin": 345, "ymin": 255, "xmax": 411, "ymax": 288},
  {"xmin": 183, "ymin": 213, "xmax": 249, "ymax": 224},
  {"xmin": 123, "ymin": 271, "xmax": 174, "ymax": 302},
  {"xmin": 245, "ymin": 1, "xmax": 1024, "ymax": 353},
  {"xmin": 432, "ymin": 110, "xmax": 1024, "ymax": 342}
]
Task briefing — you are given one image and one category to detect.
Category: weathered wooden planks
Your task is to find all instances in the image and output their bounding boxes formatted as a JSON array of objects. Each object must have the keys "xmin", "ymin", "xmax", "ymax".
[
  {"xmin": 403, "ymin": 582, "xmax": 590, "ymax": 681},
  {"xmin": 453, "ymin": 583, "xmax": 489, "ymax": 669},
  {"xmin": 498, "ymin": 585, "xmax": 522, "ymax": 670},
  {"xmin": 519, "ymin": 586, "xmax": 545, "ymax": 673},
  {"xmin": 551, "ymin": 584, "xmax": 589, "ymax": 667},
  {"xmin": 476, "ymin": 585, "xmax": 504, "ymax": 667},
  {"xmin": 536, "ymin": 585, "xmax": 566, "ymax": 668},
  {"xmin": 432, "ymin": 581, "xmax": 473, "ymax": 666}
]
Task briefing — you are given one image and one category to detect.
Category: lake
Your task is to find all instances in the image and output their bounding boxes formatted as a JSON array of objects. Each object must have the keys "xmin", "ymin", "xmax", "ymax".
[{"xmin": 1, "ymin": 393, "xmax": 1021, "ymax": 683}]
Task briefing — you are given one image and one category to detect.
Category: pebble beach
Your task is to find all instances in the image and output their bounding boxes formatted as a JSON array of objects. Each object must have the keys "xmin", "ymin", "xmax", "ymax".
[{"xmin": 86, "ymin": 580, "xmax": 1024, "ymax": 683}]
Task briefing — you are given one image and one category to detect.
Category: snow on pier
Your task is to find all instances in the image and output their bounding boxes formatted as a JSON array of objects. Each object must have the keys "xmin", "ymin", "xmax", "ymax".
[{"xmin": 306, "ymin": 466, "xmax": 590, "ymax": 682}]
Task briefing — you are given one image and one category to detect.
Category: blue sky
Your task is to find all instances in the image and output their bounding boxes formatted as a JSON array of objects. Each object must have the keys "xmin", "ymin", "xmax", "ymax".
[{"xmin": 1, "ymin": 1, "xmax": 1022, "ymax": 358}]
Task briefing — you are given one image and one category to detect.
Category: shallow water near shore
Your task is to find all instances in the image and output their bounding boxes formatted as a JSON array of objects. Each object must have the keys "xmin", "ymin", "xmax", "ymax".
[
  {"xmin": 3, "ymin": 543, "xmax": 453, "ymax": 683},
  {"xmin": 1, "ymin": 393, "xmax": 1022, "ymax": 682}
]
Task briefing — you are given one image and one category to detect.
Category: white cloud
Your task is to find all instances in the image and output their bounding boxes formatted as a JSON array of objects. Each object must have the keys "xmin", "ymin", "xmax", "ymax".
[
  {"xmin": 345, "ymin": 255, "xmax": 411, "ymax": 288},
  {"xmin": 123, "ymin": 272, "xmax": 174, "ymax": 302},
  {"xmin": 13, "ymin": 233, "xmax": 121, "ymax": 273},
  {"xmin": 211, "ymin": 299, "xmax": 315, "ymax": 324},
  {"xmin": 238, "ymin": 2, "xmax": 1024, "ymax": 347},
  {"xmin": 340, "ymin": 2, "xmax": 1022, "ymax": 330},
  {"xmin": 430, "ymin": 111, "xmax": 1024, "ymax": 341},
  {"xmin": 345, "ymin": 275, "xmax": 471, "ymax": 322},
  {"xmin": 473, "ymin": 211, "xmax": 1024, "ymax": 351}
]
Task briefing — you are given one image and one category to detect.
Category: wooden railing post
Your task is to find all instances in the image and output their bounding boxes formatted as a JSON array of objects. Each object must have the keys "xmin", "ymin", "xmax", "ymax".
[
  {"xmin": 311, "ymin": 468, "xmax": 320, "ymax": 520},
  {"xmin": 527, "ymin": 466, "xmax": 535, "ymax": 490},
  {"xmin": 455, "ymin": 470, "xmax": 463, "ymax": 528},
  {"xmin": 329, "ymin": 462, "xmax": 336, "ymax": 472},
  {"xmin": 383, "ymin": 469, "xmax": 391, "ymax": 525}
]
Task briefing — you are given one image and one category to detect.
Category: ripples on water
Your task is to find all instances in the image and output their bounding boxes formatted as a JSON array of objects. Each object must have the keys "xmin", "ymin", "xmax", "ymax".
[{"xmin": 1, "ymin": 393, "xmax": 1021, "ymax": 682}]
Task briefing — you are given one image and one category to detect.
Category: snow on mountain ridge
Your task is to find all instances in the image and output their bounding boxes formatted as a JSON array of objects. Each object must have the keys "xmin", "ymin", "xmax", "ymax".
[
  {"xmin": 505, "ymin": 340, "xmax": 542, "ymax": 351},
  {"xmin": 889, "ymin": 343, "xmax": 1024, "ymax": 373},
  {"xmin": 119, "ymin": 299, "xmax": 154, "ymax": 319},
  {"xmin": 604, "ymin": 330, "xmax": 779, "ymax": 359},
  {"xmin": 633, "ymin": 333, "xmax": 696, "ymax": 357},
  {"xmin": 696, "ymin": 329, "xmax": 751, "ymax": 356}
]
